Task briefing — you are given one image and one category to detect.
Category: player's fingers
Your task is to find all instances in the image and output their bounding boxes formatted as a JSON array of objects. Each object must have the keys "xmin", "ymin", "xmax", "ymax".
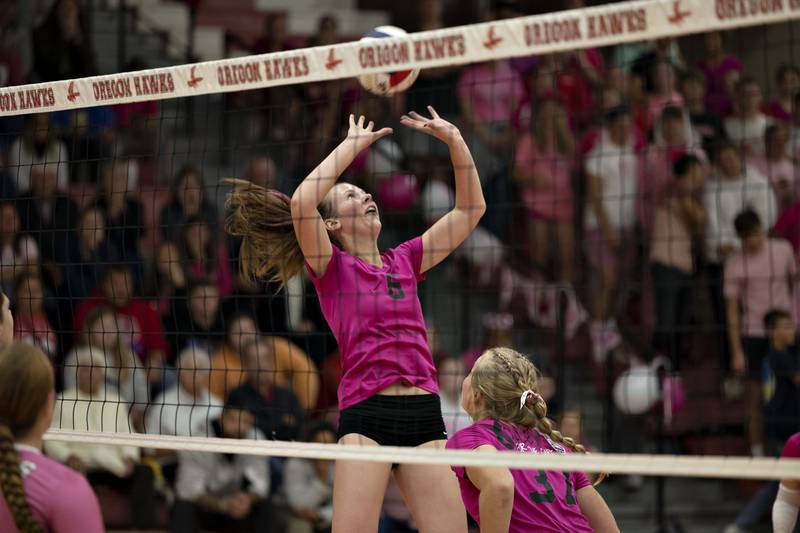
[
  {"xmin": 400, "ymin": 116, "xmax": 422, "ymax": 130},
  {"xmin": 367, "ymin": 120, "xmax": 374, "ymax": 131},
  {"xmin": 375, "ymin": 127, "xmax": 393, "ymax": 138},
  {"xmin": 408, "ymin": 111, "xmax": 425, "ymax": 121},
  {"xmin": 427, "ymin": 105, "xmax": 440, "ymax": 119},
  {"xmin": 357, "ymin": 115, "xmax": 365, "ymax": 128},
  {"xmin": 349, "ymin": 114, "xmax": 355, "ymax": 128}
]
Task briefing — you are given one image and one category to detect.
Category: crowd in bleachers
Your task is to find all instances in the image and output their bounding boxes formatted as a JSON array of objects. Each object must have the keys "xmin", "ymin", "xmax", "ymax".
[{"xmin": 1, "ymin": 0, "xmax": 800, "ymax": 530}]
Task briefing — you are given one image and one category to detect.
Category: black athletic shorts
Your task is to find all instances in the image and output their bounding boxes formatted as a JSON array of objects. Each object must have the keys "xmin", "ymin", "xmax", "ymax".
[{"xmin": 338, "ymin": 393, "xmax": 448, "ymax": 449}]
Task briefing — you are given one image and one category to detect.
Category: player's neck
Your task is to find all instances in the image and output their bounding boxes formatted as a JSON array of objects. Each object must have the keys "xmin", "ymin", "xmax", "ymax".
[{"xmin": 16, "ymin": 433, "xmax": 43, "ymax": 451}]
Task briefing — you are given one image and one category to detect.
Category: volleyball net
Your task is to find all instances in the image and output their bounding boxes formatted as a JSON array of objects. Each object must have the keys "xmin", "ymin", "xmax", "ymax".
[{"xmin": 3, "ymin": 0, "xmax": 800, "ymax": 528}]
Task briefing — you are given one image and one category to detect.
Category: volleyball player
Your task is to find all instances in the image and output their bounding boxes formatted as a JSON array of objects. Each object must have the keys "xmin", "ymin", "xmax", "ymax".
[
  {"xmin": 446, "ymin": 347, "xmax": 619, "ymax": 533},
  {"xmin": 0, "ymin": 294, "xmax": 104, "ymax": 533},
  {"xmin": 773, "ymin": 432, "xmax": 800, "ymax": 532},
  {"xmin": 226, "ymin": 107, "xmax": 485, "ymax": 533}
]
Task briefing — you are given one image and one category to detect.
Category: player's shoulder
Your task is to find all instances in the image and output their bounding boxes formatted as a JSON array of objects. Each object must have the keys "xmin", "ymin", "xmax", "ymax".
[
  {"xmin": 447, "ymin": 419, "xmax": 511, "ymax": 451},
  {"xmin": 782, "ymin": 433, "xmax": 800, "ymax": 459}
]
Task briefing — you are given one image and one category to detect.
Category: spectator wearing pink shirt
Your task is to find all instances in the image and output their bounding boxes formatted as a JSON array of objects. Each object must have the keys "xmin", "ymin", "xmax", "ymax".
[
  {"xmin": 753, "ymin": 123, "xmax": 799, "ymax": 212},
  {"xmin": 698, "ymin": 31, "xmax": 744, "ymax": 117},
  {"xmin": 457, "ymin": 59, "xmax": 525, "ymax": 181},
  {"xmin": 513, "ymin": 98, "xmax": 576, "ymax": 282},
  {"xmin": 764, "ymin": 65, "xmax": 800, "ymax": 124},
  {"xmin": 725, "ymin": 77, "xmax": 772, "ymax": 157},
  {"xmin": 725, "ymin": 210, "xmax": 797, "ymax": 456},
  {"xmin": 649, "ymin": 155, "xmax": 706, "ymax": 370},
  {"xmin": 646, "ymin": 61, "xmax": 684, "ymax": 131},
  {"xmin": 639, "ymin": 106, "xmax": 707, "ymax": 233}
]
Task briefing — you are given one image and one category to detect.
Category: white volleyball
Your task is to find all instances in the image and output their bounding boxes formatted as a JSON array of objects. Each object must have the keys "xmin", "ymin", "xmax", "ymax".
[
  {"xmin": 358, "ymin": 26, "xmax": 419, "ymax": 96},
  {"xmin": 613, "ymin": 366, "xmax": 661, "ymax": 415}
]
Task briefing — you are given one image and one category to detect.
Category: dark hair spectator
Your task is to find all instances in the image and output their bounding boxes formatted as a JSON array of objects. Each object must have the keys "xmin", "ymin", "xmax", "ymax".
[
  {"xmin": 92, "ymin": 159, "xmax": 145, "ymax": 261},
  {"xmin": 764, "ymin": 308, "xmax": 793, "ymax": 332},
  {"xmin": 752, "ymin": 123, "xmax": 799, "ymax": 212},
  {"xmin": 32, "ymin": 0, "xmax": 96, "ymax": 82},
  {"xmin": 160, "ymin": 164, "xmax": 219, "ymax": 243},
  {"xmin": 764, "ymin": 64, "xmax": 800, "ymax": 123},
  {"xmin": 733, "ymin": 209, "xmax": 762, "ymax": 237},
  {"xmin": 165, "ymin": 280, "xmax": 225, "ymax": 361},
  {"xmin": 9, "ymin": 113, "xmax": 70, "ymax": 192},
  {"xmin": 724, "ymin": 76, "xmax": 768, "ymax": 156},
  {"xmin": 179, "ymin": 216, "xmax": 232, "ymax": 297},
  {"xmin": 60, "ymin": 207, "xmax": 121, "ymax": 300},
  {"xmin": 679, "ymin": 69, "xmax": 726, "ymax": 152},
  {"xmin": 697, "ymin": 31, "xmax": 743, "ymax": 116},
  {"xmin": 144, "ymin": 240, "xmax": 187, "ymax": 318},
  {"xmin": 12, "ymin": 270, "xmax": 57, "ymax": 362},
  {"xmin": 0, "ymin": 202, "xmax": 39, "ymax": 299}
]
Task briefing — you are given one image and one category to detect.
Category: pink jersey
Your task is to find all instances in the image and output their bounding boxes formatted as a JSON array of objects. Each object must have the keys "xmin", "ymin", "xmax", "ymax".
[
  {"xmin": 782, "ymin": 433, "xmax": 800, "ymax": 459},
  {"xmin": 446, "ymin": 419, "xmax": 593, "ymax": 533},
  {"xmin": 307, "ymin": 237, "xmax": 438, "ymax": 410},
  {"xmin": 0, "ymin": 445, "xmax": 103, "ymax": 533}
]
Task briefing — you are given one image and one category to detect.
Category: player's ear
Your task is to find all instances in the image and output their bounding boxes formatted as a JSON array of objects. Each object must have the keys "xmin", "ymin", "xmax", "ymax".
[{"xmin": 324, "ymin": 218, "xmax": 341, "ymax": 232}]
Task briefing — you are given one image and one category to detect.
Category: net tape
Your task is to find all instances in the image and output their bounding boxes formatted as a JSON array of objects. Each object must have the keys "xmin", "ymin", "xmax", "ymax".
[
  {"xmin": 45, "ymin": 430, "xmax": 800, "ymax": 480},
  {"xmin": 2, "ymin": 0, "xmax": 800, "ymax": 116}
]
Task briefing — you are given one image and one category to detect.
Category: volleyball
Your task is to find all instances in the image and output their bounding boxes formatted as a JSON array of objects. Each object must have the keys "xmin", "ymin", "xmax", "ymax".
[
  {"xmin": 613, "ymin": 366, "xmax": 661, "ymax": 415},
  {"xmin": 357, "ymin": 26, "xmax": 419, "ymax": 96}
]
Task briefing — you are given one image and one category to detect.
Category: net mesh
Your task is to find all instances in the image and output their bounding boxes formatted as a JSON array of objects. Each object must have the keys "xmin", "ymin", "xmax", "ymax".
[{"xmin": 2, "ymin": 0, "xmax": 800, "ymax": 530}]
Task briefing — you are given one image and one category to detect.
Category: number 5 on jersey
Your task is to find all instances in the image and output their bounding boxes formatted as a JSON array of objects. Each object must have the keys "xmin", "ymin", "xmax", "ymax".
[{"xmin": 386, "ymin": 274, "xmax": 405, "ymax": 299}]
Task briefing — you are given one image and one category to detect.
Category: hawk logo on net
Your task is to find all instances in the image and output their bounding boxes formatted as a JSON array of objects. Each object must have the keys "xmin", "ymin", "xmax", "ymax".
[
  {"xmin": 483, "ymin": 26, "xmax": 503, "ymax": 49},
  {"xmin": 66, "ymin": 81, "xmax": 80, "ymax": 102},
  {"xmin": 187, "ymin": 66, "xmax": 203, "ymax": 88},
  {"xmin": 326, "ymin": 49, "xmax": 343, "ymax": 71},
  {"xmin": 667, "ymin": 0, "xmax": 691, "ymax": 24}
]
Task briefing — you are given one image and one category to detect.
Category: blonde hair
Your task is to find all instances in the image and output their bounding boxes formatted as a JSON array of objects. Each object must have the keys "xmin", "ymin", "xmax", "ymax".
[
  {"xmin": 0, "ymin": 342, "xmax": 53, "ymax": 533},
  {"xmin": 471, "ymin": 347, "xmax": 606, "ymax": 483}
]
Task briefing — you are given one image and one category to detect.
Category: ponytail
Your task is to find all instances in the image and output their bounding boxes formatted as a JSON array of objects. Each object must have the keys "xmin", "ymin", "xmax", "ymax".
[
  {"xmin": 0, "ymin": 422, "xmax": 43, "ymax": 533},
  {"xmin": 473, "ymin": 347, "xmax": 606, "ymax": 485},
  {"xmin": 0, "ymin": 342, "xmax": 54, "ymax": 533},
  {"xmin": 225, "ymin": 179, "xmax": 305, "ymax": 286}
]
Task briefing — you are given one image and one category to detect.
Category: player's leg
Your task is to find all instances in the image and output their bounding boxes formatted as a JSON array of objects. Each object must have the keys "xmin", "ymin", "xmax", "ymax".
[
  {"xmin": 332, "ymin": 433, "xmax": 393, "ymax": 533},
  {"xmin": 394, "ymin": 440, "xmax": 468, "ymax": 533}
]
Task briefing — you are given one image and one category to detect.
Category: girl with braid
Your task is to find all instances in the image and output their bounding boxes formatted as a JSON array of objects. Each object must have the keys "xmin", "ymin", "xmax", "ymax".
[
  {"xmin": 227, "ymin": 108, "xmax": 484, "ymax": 533},
  {"xmin": 0, "ymin": 293, "xmax": 103, "ymax": 533},
  {"xmin": 447, "ymin": 347, "xmax": 619, "ymax": 533}
]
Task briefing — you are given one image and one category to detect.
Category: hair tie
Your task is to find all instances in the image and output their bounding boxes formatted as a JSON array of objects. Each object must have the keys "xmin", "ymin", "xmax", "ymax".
[{"xmin": 520, "ymin": 390, "xmax": 537, "ymax": 410}]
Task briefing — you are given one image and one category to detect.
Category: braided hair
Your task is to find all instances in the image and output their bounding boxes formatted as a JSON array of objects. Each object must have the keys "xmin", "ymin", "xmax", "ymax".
[
  {"xmin": 470, "ymin": 347, "xmax": 605, "ymax": 483},
  {"xmin": 0, "ymin": 342, "xmax": 54, "ymax": 533}
]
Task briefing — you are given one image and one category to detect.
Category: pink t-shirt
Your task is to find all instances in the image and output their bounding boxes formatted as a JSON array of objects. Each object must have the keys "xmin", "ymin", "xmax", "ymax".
[
  {"xmin": 446, "ymin": 419, "xmax": 593, "ymax": 533},
  {"xmin": 724, "ymin": 239, "xmax": 797, "ymax": 337},
  {"xmin": 306, "ymin": 237, "xmax": 438, "ymax": 410},
  {"xmin": 0, "ymin": 445, "xmax": 104, "ymax": 533},
  {"xmin": 457, "ymin": 61, "xmax": 525, "ymax": 123},
  {"xmin": 514, "ymin": 134, "xmax": 574, "ymax": 221},
  {"xmin": 781, "ymin": 432, "xmax": 800, "ymax": 459},
  {"xmin": 698, "ymin": 54, "xmax": 743, "ymax": 116},
  {"xmin": 765, "ymin": 100, "xmax": 793, "ymax": 124},
  {"xmin": 752, "ymin": 156, "xmax": 799, "ymax": 206}
]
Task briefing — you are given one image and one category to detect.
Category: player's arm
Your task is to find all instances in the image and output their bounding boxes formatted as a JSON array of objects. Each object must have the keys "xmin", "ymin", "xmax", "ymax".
[
  {"xmin": 291, "ymin": 114, "xmax": 392, "ymax": 276},
  {"xmin": 402, "ymin": 106, "xmax": 486, "ymax": 273},
  {"xmin": 576, "ymin": 485, "xmax": 620, "ymax": 533},
  {"xmin": 773, "ymin": 479, "xmax": 800, "ymax": 533},
  {"xmin": 464, "ymin": 445, "xmax": 514, "ymax": 533},
  {"xmin": 51, "ymin": 475, "xmax": 105, "ymax": 533}
]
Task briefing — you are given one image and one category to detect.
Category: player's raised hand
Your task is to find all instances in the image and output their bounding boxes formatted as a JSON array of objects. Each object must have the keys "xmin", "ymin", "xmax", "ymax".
[
  {"xmin": 400, "ymin": 106, "xmax": 460, "ymax": 145},
  {"xmin": 347, "ymin": 114, "xmax": 392, "ymax": 150}
]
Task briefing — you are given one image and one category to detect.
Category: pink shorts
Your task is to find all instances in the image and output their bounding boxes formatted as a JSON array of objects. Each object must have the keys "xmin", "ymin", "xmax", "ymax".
[{"xmin": 584, "ymin": 227, "xmax": 637, "ymax": 273}]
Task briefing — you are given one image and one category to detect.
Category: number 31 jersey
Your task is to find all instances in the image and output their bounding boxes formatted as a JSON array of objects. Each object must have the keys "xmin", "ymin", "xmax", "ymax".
[{"xmin": 447, "ymin": 419, "xmax": 594, "ymax": 532}]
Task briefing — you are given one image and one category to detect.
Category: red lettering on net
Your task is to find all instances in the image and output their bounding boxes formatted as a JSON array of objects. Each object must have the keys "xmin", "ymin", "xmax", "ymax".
[
  {"xmin": 67, "ymin": 81, "xmax": 80, "ymax": 102},
  {"xmin": 187, "ymin": 66, "xmax": 203, "ymax": 88},
  {"xmin": 326, "ymin": 48, "xmax": 343, "ymax": 71},
  {"xmin": 668, "ymin": 0, "xmax": 692, "ymax": 24},
  {"xmin": 483, "ymin": 26, "xmax": 503, "ymax": 49}
]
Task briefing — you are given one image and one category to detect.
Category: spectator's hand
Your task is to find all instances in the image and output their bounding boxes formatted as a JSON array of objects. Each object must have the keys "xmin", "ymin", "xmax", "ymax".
[
  {"xmin": 65, "ymin": 455, "xmax": 87, "ymax": 474},
  {"xmin": 401, "ymin": 106, "xmax": 461, "ymax": 146},
  {"xmin": 719, "ymin": 243, "xmax": 736, "ymax": 259},
  {"xmin": 296, "ymin": 508, "xmax": 320, "ymax": 522},
  {"xmin": 346, "ymin": 114, "xmax": 392, "ymax": 152},
  {"xmin": 731, "ymin": 346, "xmax": 746, "ymax": 375},
  {"xmin": 226, "ymin": 493, "xmax": 252, "ymax": 519},
  {"xmin": 122, "ymin": 458, "xmax": 136, "ymax": 477},
  {"xmin": 0, "ymin": 293, "xmax": 13, "ymax": 345}
]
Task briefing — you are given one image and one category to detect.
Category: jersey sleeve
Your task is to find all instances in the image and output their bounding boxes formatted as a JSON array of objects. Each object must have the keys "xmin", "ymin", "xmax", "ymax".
[
  {"xmin": 394, "ymin": 237, "xmax": 425, "ymax": 282},
  {"xmin": 570, "ymin": 469, "xmax": 592, "ymax": 491},
  {"xmin": 446, "ymin": 423, "xmax": 496, "ymax": 478},
  {"xmin": 51, "ymin": 473, "xmax": 104, "ymax": 533},
  {"xmin": 305, "ymin": 243, "xmax": 342, "ymax": 286}
]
